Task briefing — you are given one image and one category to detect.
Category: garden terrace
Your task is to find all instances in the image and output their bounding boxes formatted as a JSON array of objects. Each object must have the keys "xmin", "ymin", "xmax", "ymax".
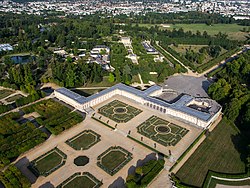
[
  {"xmin": 21, "ymin": 99, "xmax": 84, "ymax": 135},
  {"xmin": 137, "ymin": 116, "xmax": 189, "ymax": 146},
  {"xmin": 29, "ymin": 148, "xmax": 67, "ymax": 177},
  {"xmin": 57, "ymin": 172, "xmax": 103, "ymax": 188},
  {"xmin": 98, "ymin": 100, "xmax": 142, "ymax": 123},
  {"xmin": 97, "ymin": 146, "xmax": 132, "ymax": 176},
  {"xmin": 0, "ymin": 112, "xmax": 47, "ymax": 167},
  {"xmin": 66, "ymin": 130, "xmax": 101, "ymax": 150}
]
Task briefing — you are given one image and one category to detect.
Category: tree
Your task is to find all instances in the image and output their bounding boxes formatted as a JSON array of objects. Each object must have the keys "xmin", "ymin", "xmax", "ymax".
[{"xmin": 108, "ymin": 73, "xmax": 115, "ymax": 83}]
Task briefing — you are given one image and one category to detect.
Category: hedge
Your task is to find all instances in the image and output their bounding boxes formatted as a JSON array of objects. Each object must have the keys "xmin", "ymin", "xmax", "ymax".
[
  {"xmin": 127, "ymin": 135, "xmax": 168, "ymax": 158},
  {"xmin": 91, "ymin": 116, "xmax": 115, "ymax": 130}
]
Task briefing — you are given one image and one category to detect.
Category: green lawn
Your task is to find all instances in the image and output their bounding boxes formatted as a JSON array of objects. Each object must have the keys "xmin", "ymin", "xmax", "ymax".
[
  {"xmin": 133, "ymin": 23, "xmax": 248, "ymax": 41},
  {"xmin": 176, "ymin": 118, "xmax": 246, "ymax": 187},
  {"xmin": 68, "ymin": 131, "xmax": 100, "ymax": 150},
  {"xmin": 35, "ymin": 152, "xmax": 63, "ymax": 174},
  {"xmin": 5, "ymin": 94, "xmax": 23, "ymax": 102},
  {"xmin": 101, "ymin": 151, "xmax": 127, "ymax": 171},
  {"xmin": 63, "ymin": 176, "xmax": 96, "ymax": 188},
  {"xmin": 0, "ymin": 90, "xmax": 14, "ymax": 100}
]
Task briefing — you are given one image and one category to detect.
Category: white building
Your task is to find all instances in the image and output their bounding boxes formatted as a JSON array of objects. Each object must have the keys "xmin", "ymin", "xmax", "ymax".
[{"xmin": 54, "ymin": 83, "xmax": 221, "ymax": 129}]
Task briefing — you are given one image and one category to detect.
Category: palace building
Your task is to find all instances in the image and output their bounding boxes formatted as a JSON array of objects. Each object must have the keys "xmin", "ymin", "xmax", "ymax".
[{"xmin": 54, "ymin": 83, "xmax": 221, "ymax": 129}]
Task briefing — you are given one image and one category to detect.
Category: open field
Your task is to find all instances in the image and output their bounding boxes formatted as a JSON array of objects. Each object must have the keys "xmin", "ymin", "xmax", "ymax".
[
  {"xmin": 176, "ymin": 118, "xmax": 246, "ymax": 187},
  {"xmin": 0, "ymin": 89, "xmax": 14, "ymax": 100},
  {"xmin": 133, "ymin": 23, "xmax": 248, "ymax": 41}
]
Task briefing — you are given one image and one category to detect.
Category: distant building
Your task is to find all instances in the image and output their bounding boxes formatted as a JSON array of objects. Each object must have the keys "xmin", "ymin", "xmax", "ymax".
[
  {"xmin": 0, "ymin": 44, "xmax": 13, "ymax": 52},
  {"xmin": 142, "ymin": 41, "xmax": 158, "ymax": 54},
  {"xmin": 89, "ymin": 45, "xmax": 113, "ymax": 71}
]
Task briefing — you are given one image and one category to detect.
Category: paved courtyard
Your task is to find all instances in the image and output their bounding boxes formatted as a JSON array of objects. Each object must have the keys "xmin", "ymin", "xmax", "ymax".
[{"xmin": 15, "ymin": 95, "xmax": 202, "ymax": 188}]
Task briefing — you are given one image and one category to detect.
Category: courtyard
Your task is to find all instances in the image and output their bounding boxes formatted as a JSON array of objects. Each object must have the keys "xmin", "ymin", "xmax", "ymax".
[{"xmin": 17, "ymin": 95, "xmax": 202, "ymax": 188}]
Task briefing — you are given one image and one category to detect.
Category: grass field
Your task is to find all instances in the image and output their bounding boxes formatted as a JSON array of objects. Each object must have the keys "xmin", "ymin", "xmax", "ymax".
[
  {"xmin": 137, "ymin": 116, "xmax": 189, "ymax": 146},
  {"xmin": 66, "ymin": 130, "xmax": 101, "ymax": 150},
  {"xmin": 5, "ymin": 94, "xmax": 23, "ymax": 102},
  {"xmin": 57, "ymin": 172, "xmax": 102, "ymax": 188},
  {"xmin": 176, "ymin": 118, "xmax": 246, "ymax": 187},
  {"xmin": 0, "ymin": 89, "xmax": 14, "ymax": 100},
  {"xmin": 101, "ymin": 151, "xmax": 127, "ymax": 171},
  {"xmin": 98, "ymin": 100, "xmax": 142, "ymax": 123},
  {"xmin": 35, "ymin": 151, "xmax": 63, "ymax": 174},
  {"xmin": 133, "ymin": 23, "xmax": 248, "ymax": 41},
  {"xmin": 63, "ymin": 176, "xmax": 96, "ymax": 188},
  {"xmin": 97, "ymin": 146, "xmax": 132, "ymax": 175}
]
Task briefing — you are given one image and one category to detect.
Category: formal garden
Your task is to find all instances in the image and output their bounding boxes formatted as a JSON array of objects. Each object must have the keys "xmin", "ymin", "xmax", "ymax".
[
  {"xmin": 98, "ymin": 100, "xmax": 142, "ymax": 123},
  {"xmin": 66, "ymin": 130, "xmax": 101, "ymax": 150},
  {"xmin": 97, "ymin": 146, "xmax": 132, "ymax": 176},
  {"xmin": 21, "ymin": 99, "xmax": 84, "ymax": 135},
  {"xmin": 57, "ymin": 172, "xmax": 103, "ymax": 188},
  {"xmin": 28, "ymin": 147, "xmax": 67, "ymax": 177},
  {"xmin": 137, "ymin": 116, "xmax": 189, "ymax": 146}
]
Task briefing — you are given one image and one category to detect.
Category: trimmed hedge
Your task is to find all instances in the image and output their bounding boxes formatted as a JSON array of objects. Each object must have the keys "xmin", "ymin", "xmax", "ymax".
[
  {"xmin": 91, "ymin": 116, "xmax": 115, "ymax": 130},
  {"xmin": 57, "ymin": 172, "xmax": 103, "ymax": 188},
  {"xmin": 127, "ymin": 135, "xmax": 168, "ymax": 158},
  {"xmin": 28, "ymin": 147, "xmax": 67, "ymax": 177},
  {"xmin": 97, "ymin": 146, "xmax": 132, "ymax": 176},
  {"xmin": 125, "ymin": 159, "xmax": 165, "ymax": 188},
  {"xmin": 202, "ymin": 170, "xmax": 250, "ymax": 188}
]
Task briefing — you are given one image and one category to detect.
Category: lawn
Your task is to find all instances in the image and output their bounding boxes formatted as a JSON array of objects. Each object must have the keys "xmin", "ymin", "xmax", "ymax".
[
  {"xmin": 101, "ymin": 151, "xmax": 127, "ymax": 171},
  {"xmin": 133, "ymin": 23, "xmax": 248, "ymax": 41},
  {"xmin": 29, "ymin": 148, "xmax": 67, "ymax": 177},
  {"xmin": 35, "ymin": 151, "xmax": 63, "ymax": 174},
  {"xmin": 176, "ymin": 118, "xmax": 246, "ymax": 187},
  {"xmin": 97, "ymin": 146, "xmax": 132, "ymax": 175},
  {"xmin": 5, "ymin": 94, "xmax": 23, "ymax": 102},
  {"xmin": 168, "ymin": 24, "xmax": 248, "ymax": 41},
  {"xmin": 67, "ymin": 130, "xmax": 101, "ymax": 150},
  {"xmin": 57, "ymin": 172, "xmax": 102, "ymax": 188},
  {"xmin": 63, "ymin": 176, "xmax": 96, "ymax": 188},
  {"xmin": 0, "ymin": 89, "xmax": 14, "ymax": 100}
]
